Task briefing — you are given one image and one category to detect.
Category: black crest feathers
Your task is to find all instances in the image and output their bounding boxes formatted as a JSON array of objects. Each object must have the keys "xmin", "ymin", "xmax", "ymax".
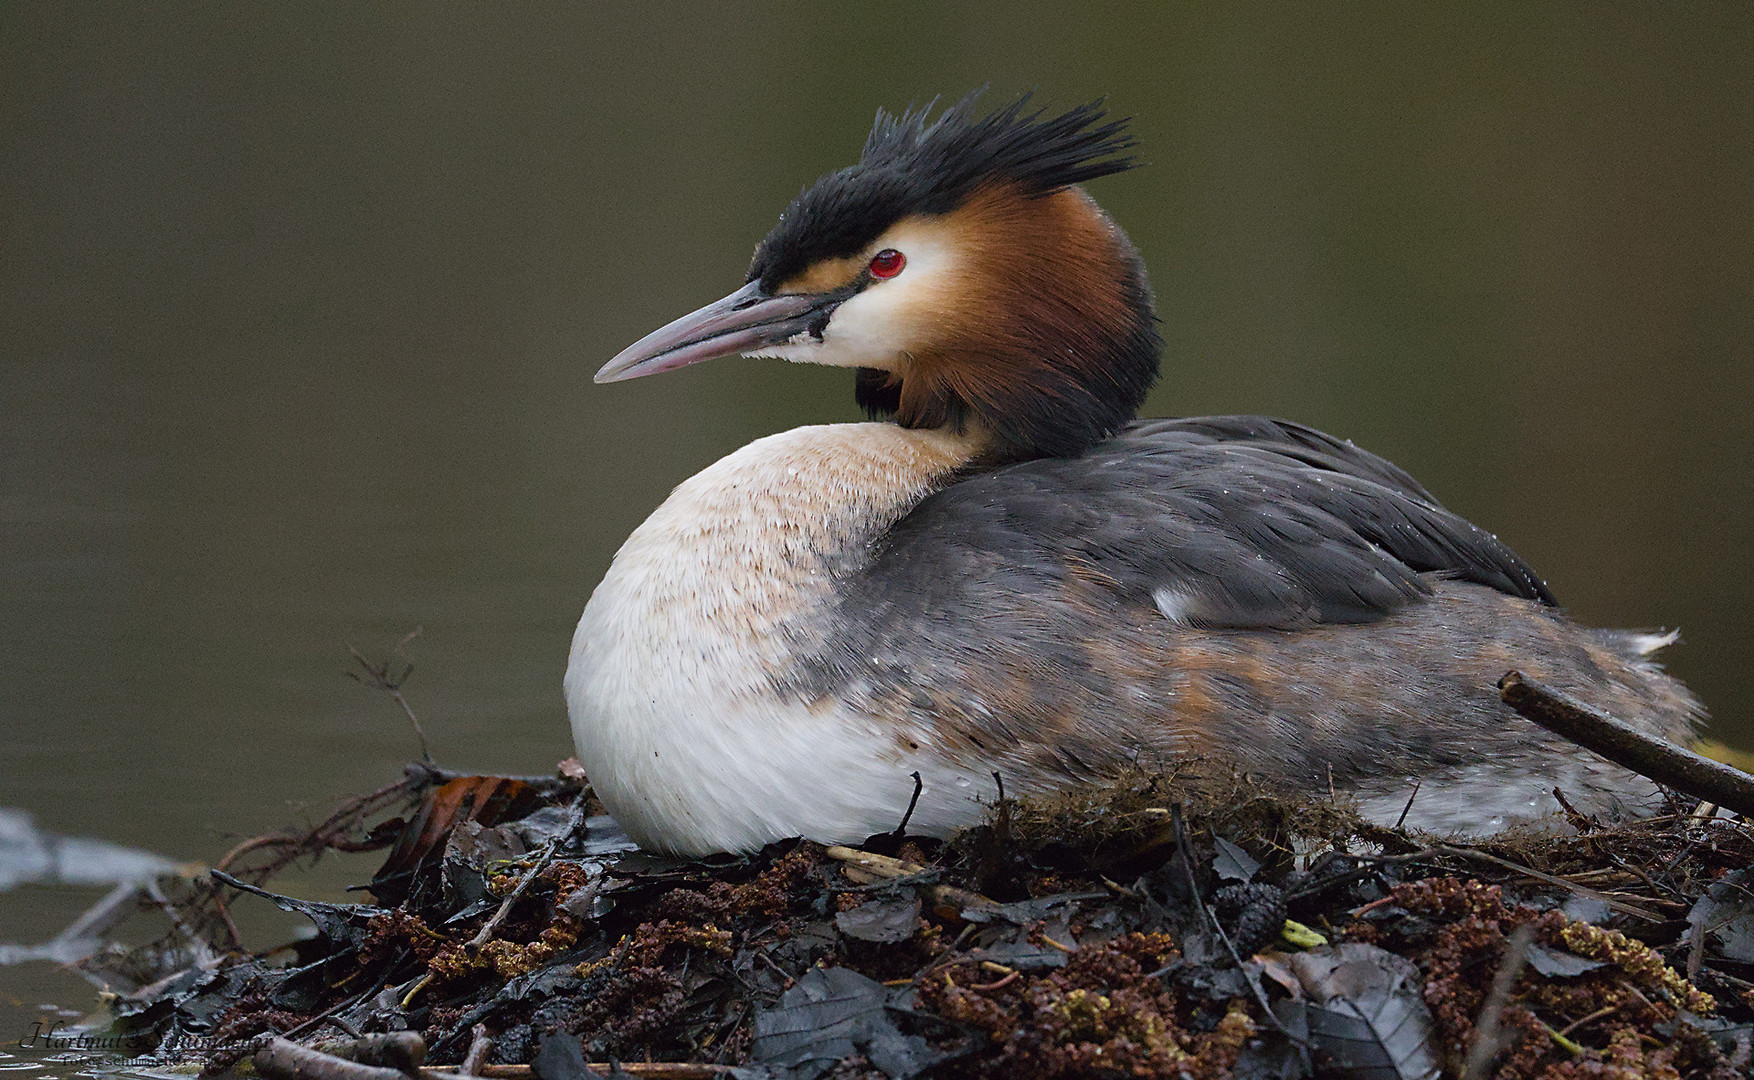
[{"xmin": 749, "ymin": 91, "xmax": 1138, "ymax": 291}]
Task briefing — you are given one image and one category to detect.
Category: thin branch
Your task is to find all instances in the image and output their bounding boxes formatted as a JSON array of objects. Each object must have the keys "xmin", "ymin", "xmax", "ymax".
[
  {"xmin": 824, "ymin": 844, "xmax": 1000, "ymax": 915},
  {"xmin": 1393, "ymin": 779, "xmax": 1423, "ymax": 830},
  {"xmin": 427, "ymin": 1066, "xmax": 733, "ymax": 1079},
  {"xmin": 255, "ymin": 1036, "xmax": 410, "ymax": 1080},
  {"xmin": 466, "ymin": 800, "xmax": 585, "ymax": 949},
  {"xmin": 214, "ymin": 767, "xmax": 432, "ymax": 882},
  {"xmin": 460, "ymin": 1025, "xmax": 493, "ymax": 1077},
  {"xmin": 1170, "ymin": 803, "xmax": 1303, "ymax": 1048},
  {"xmin": 1499, "ymin": 671, "xmax": 1754, "ymax": 817},
  {"xmin": 891, "ymin": 771, "xmax": 923, "ymax": 838},
  {"xmin": 1556, "ymin": 1002, "xmax": 1621, "ymax": 1039},
  {"xmin": 1335, "ymin": 844, "xmax": 1666, "ymax": 922},
  {"xmin": 1430, "ymin": 845, "xmax": 1665, "ymax": 922},
  {"xmin": 348, "ymin": 631, "xmax": 432, "ymax": 763},
  {"xmin": 1461, "ymin": 923, "xmax": 1534, "ymax": 1080}
]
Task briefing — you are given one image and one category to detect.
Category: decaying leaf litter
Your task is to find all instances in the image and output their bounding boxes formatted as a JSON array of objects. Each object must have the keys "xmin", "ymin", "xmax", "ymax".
[{"xmin": 18, "ymin": 676, "xmax": 1754, "ymax": 1080}]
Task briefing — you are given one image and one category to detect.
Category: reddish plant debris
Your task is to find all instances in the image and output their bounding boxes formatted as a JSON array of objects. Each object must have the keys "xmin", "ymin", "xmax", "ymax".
[
  {"xmin": 38, "ymin": 766, "xmax": 1754, "ymax": 1079},
  {"xmin": 913, "ymin": 932, "xmax": 1255, "ymax": 1080}
]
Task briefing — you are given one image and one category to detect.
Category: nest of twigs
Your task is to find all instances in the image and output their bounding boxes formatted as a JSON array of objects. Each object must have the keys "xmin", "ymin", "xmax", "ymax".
[{"xmin": 46, "ymin": 739, "xmax": 1754, "ymax": 1080}]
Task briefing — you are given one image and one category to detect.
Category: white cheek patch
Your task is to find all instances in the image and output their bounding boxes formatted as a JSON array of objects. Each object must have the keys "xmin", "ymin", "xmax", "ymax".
[{"xmin": 747, "ymin": 227, "xmax": 959, "ymax": 372}]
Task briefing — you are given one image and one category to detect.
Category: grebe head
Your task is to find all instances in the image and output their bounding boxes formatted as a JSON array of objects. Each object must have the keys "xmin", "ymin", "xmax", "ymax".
[{"xmin": 595, "ymin": 92, "xmax": 1162, "ymax": 459}]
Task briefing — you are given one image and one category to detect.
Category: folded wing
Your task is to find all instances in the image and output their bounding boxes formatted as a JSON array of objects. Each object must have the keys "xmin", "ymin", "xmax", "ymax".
[{"xmin": 865, "ymin": 415, "xmax": 1553, "ymax": 630}]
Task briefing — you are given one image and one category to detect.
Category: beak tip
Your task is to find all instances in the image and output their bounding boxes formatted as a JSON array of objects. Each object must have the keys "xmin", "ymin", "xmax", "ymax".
[
  {"xmin": 591, "ymin": 280, "xmax": 819, "ymax": 389},
  {"xmin": 593, "ymin": 354, "xmax": 640, "ymax": 384}
]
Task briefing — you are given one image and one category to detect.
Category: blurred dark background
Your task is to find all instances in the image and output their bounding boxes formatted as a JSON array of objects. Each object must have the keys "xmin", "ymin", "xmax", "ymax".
[{"xmin": 2, "ymin": 1, "xmax": 1749, "ymax": 1016}]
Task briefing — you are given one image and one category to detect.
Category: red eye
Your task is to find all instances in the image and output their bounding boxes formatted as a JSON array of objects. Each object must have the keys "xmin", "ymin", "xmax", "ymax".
[{"xmin": 868, "ymin": 249, "xmax": 905, "ymax": 279}]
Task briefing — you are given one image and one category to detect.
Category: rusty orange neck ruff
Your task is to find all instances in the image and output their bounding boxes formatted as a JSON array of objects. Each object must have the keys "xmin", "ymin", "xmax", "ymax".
[{"xmin": 833, "ymin": 185, "xmax": 1161, "ymax": 460}]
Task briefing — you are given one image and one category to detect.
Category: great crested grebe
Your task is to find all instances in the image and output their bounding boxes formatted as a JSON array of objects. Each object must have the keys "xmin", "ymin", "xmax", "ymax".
[{"xmin": 566, "ymin": 94, "xmax": 1701, "ymax": 856}]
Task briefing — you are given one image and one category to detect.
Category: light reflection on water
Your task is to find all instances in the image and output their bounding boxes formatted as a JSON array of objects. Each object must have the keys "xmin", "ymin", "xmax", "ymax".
[
  {"xmin": 3, "ymin": 1, "xmax": 1751, "ymax": 1025},
  {"xmin": 2, "ymin": 1046, "xmax": 183, "ymax": 1080}
]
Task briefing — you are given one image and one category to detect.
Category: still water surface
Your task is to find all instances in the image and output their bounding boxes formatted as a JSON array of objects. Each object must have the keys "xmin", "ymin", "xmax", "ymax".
[{"xmin": 3, "ymin": 2, "xmax": 1751, "ymax": 1036}]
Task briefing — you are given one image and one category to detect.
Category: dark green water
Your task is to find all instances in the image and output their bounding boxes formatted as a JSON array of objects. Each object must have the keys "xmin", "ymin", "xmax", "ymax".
[{"xmin": 3, "ymin": 1, "xmax": 1750, "ymax": 1034}]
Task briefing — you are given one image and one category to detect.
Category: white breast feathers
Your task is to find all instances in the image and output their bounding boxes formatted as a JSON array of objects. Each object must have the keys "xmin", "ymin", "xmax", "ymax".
[{"xmin": 564, "ymin": 422, "xmax": 988, "ymax": 855}]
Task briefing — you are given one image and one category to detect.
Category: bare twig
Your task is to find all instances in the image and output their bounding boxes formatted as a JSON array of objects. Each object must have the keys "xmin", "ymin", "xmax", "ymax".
[
  {"xmin": 343, "ymin": 1033, "xmax": 425, "ymax": 1072},
  {"xmin": 426, "ymin": 1066, "xmax": 732, "ymax": 1079},
  {"xmin": 460, "ymin": 1026, "xmax": 492, "ymax": 1077},
  {"xmin": 211, "ymin": 887, "xmax": 247, "ymax": 952},
  {"xmin": 824, "ymin": 844, "xmax": 1000, "ymax": 915},
  {"xmin": 1604, "ymin": 851, "xmax": 1664, "ymax": 895},
  {"xmin": 1338, "ymin": 844, "xmax": 1665, "ymax": 922},
  {"xmin": 1394, "ymin": 779, "xmax": 1422, "ymax": 830},
  {"xmin": 279, "ymin": 975, "xmax": 390, "ymax": 1042},
  {"xmin": 1431, "ymin": 845, "xmax": 1666, "ymax": 922},
  {"xmin": 1689, "ymin": 909, "xmax": 1709, "ymax": 984},
  {"xmin": 1551, "ymin": 787, "xmax": 1590, "ymax": 827},
  {"xmin": 1169, "ymin": 804, "xmax": 1303, "ymax": 1047},
  {"xmin": 1461, "ymin": 924, "xmax": 1534, "ymax": 1080},
  {"xmin": 349, "ymin": 630, "xmax": 432, "ymax": 763},
  {"xmin": 970, "ymin": 969, "xmax": 1020, "ymax": 991},
  {"xmin": 308, "ymin": 1016, "xmax": 362, "ymax": 1040},
  {"xmin": 892, "ymin": 771, "xmax": 923, "ymax": 838},
  {"xmin": 1500, "ymin": 671, "xmax": 1754, "ymax": 817},
  {"xmin": 467, "ymin": 800, "xmax": 584, "ymax": 949},
  {"xmin": 255, "ymin": 1036, "xmax": 410, "ymax": 1080},
  {"xmin": 414, "ymin": 762, "xmax": 578, "ymax": 796},
  {"xmin": 400, "ymin": 972, "xmax": 434, "ymax": 1009},
  {"xmin": 215, "ymin": 766, "xmax": 433, "ymax": 882},
  {"xmin": 1556, "ymin": 1002, "xmax": 1621, "ymax": 1039}
]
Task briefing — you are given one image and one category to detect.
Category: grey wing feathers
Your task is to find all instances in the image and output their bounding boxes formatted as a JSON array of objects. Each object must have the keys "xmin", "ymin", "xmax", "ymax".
[
  {"xmin": 1122, "ymin": 415, "xmax": 1441, "ymax": 503},
  {"xmin": 868, "ymin": 415, "xmax": 1554, "ymax": 630}
]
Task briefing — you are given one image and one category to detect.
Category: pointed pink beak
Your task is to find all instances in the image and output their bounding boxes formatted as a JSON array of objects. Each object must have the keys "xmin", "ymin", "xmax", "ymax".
[{"xmin": 595, "ymin": 281, "xmax": 837, "ymax": 384}]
